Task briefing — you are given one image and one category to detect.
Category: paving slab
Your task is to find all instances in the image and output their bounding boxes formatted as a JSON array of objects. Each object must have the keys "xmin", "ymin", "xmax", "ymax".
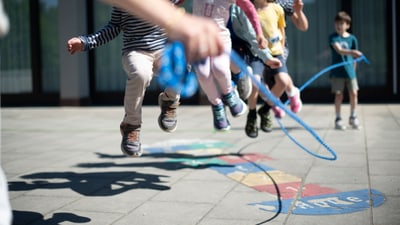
[{"xmin": 1, "ymin": 104, "xmax": 400, "ymax": 225}]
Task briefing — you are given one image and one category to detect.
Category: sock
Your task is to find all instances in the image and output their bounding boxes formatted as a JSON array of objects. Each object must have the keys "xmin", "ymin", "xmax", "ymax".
[
  {"xmin": 248, "ymin": 109, "xmax": 257, "ymax": 118},
  {"xmin": 263, "ymin": 103, "xmax": 271, "ymax": 112},
  {"xmin": 232, "ymin": 71, "xmax": 243, "ymax": 82},
  {"xmin": 336, "ymin": 112, "xmax": 341, "ymax": 119},
  {"xmin": 350, "ymin": 111, "xmax": 357, "ymax": 118},
  {"xmin": 286, "ymin": 87, "xmax": 299, "ymax": 97}
]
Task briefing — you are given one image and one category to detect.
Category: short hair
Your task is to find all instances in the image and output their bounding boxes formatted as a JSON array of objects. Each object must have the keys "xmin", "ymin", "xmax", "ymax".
[{"xmin": 335, "ymin": 11, "xmax": 351, "ymax": 24}]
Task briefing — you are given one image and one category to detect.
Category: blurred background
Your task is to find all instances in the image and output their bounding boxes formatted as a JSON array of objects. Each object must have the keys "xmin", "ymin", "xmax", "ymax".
[{"xmin": 0, "ymin": 0, "xmax": 399, "ymax": 106}]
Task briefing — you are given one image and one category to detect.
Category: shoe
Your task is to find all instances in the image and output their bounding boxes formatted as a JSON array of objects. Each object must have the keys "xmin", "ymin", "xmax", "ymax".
[
  {"xmin": 212, "ymin": 103, "xmax": 230, "ymax": 131},
  {"xmin": 232, "ymin": 70, "xmax": 252, "ymax": 101},
  {"xmin": 288, "ymin": 89, "xmax": 302, "ymax": 113},
  {"xmin": 222, "ymin": 91, "xmax": 248, "ymax": 117},
  {"xmin": 258, "ymin": 106, "xmax": 272, "ymax": 132},
  {"xmin": 271, "ymin": 105, "xmax": 285, "ymax": 119},
  {"xmin": 245, "ymin": 114, "xmax": 258, "ymax": 138},
  {"xmin": 158, "ymin": 93, "xmax": 179, "ymax": 133},
  {"xmin": 335, "ymin": 117, "xmax": 346, "ymax": 130},
  {"xmin": 349, "ymin": 116, "xmax": 361, "ymax": 129},
  {"xmin": 120, "ymin": 123, "xmax": 142, "ymax": 157}
]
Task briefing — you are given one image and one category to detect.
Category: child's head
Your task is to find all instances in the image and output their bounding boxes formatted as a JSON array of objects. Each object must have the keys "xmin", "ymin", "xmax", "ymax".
[{"xmin": 334, "ymin": 11, "xmax": 351, "ymax": 34}]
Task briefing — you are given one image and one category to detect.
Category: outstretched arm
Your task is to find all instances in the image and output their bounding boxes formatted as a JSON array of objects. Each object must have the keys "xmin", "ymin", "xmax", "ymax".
[{"xmin": 291, "ymin": 0, "xmax": 308, "ymax": 31}]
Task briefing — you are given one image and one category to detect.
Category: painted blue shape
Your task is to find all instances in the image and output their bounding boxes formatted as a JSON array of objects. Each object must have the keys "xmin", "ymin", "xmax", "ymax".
[
  {"xmin": 210, "ymin": 162, "xmax": 274, "ymax": 175},
  {"xmin": 145, "ymin": 142, "xmax": 233, "ymax": 154},
  {"xmin": 249, "ymin": 189, "xmax": 385, "ymax": 215},
  {"xmin": 144, "ymin": 147, "xmax": 166, "ymax": 154}
]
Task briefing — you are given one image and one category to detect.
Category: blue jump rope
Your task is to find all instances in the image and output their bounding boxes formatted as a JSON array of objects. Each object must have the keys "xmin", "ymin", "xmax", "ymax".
[{"xmin": 158, "ymin": 42, "xmax": 370, "ymax": 161}]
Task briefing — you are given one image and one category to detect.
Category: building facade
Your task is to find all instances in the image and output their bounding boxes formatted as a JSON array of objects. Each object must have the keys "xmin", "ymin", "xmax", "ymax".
[{"xmin": 1, "ymin": 0, "xmax": 399, "ymax": 106}]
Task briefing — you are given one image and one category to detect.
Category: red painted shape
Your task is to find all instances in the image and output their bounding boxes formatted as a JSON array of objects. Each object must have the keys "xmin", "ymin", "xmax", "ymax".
[{"xmin": 218, "ymin": 153, "xmax": 273, "ymax": 164}]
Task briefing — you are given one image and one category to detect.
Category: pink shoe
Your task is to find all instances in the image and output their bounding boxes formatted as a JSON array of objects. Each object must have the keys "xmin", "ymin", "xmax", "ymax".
[
  {"xmin": 289, "ymin": 92, "xmax": 302, "ymax": 113},
  {"xmin": 271, "ymin": 106, "xmax": 285, "ymax": 119}
]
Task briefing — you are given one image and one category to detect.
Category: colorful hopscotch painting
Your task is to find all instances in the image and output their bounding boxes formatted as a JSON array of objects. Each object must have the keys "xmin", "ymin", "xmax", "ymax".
[{"xmin": 144, "ymin": 140, "xmax": 385, "ymax": 215}]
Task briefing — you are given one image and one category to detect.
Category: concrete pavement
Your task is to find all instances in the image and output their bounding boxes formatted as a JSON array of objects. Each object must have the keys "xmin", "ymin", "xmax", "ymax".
[{"xmin": 1, "ymin": 104, "xmax": 400, "ymax": 225}]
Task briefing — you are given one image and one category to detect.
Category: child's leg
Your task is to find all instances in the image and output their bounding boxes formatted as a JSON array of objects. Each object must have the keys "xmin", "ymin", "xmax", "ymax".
[
  {"xmin": 247, "ymin": 60, "xmax": 264, "ymax": 111},
  {"xmin": 331, "ymin": 78, "xmax": 346, "ymax": 119},
  {"xmin": 120, "ymin": 50, "xmax": 155, "ymax": 157},
  {"xmin": 207, "ymin": 51, "xmax": 247, "ymax": 117},
  {"xmin": 334, "ymin": 92, "xmax": 343, "ymax": 117},
  {"xmin": 347, "ymin": 78, "xmax": 359, "ymax": 117},
  {"xmin": 347, "ymin": 78, "xmax": 360, "ymax": 129},
  {"xmin": 210, "ymin": 52, "xmax": 234, "ymax": 96},
  {"xmin": 122, "ymin": 50, "xmax": 154, "ymax": 126},
  {"xmin": 271, "ymin": 72, "xmax": 291, "ymax": 99},
  {"xmin": 349, "ymin": 90, "xmax": 358, "ymax": 115},
  {"xmin": 194, "ymin": 57, "xmax": 222, "ymax": 106},
  {"xmin": 331, "ymin": 78, "xmax": 347, "ymax": 130}
]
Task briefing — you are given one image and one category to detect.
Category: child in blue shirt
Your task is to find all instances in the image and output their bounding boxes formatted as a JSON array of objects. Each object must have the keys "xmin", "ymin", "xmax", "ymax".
[{"xmin": 329, "ymin": 11, "xmax": 363, "ymax": 130}]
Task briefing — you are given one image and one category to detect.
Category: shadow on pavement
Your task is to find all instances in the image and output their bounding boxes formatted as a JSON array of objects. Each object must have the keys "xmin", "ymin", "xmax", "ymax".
[{"xmin": 12, "ymin": 210, "xmax": 90, "ymax": 225}]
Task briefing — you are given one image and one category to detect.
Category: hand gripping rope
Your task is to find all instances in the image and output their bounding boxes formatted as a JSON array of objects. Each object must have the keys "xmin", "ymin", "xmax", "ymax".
[{"xmin": 157, "ymin": 42, "xmax": 369, "ymax": 161}]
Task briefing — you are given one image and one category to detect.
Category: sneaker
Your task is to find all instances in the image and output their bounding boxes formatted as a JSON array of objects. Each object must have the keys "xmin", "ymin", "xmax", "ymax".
[
  {"xmin": 158, "ymin": 93, "xmax": 179, "ymax": 133},
  {"xmin": 222, "ymin": 91, "xmax": 248, "ymax": 117},
  {"xmin": 212, "ymin": 103, "xmax": 230, "ymax": 131},
  {"xmin": 349, "ymin": 116, "xmax": 361, "ymax": 129},
  {"xmin": 288, "ymin": 89, "xmax": 302, "ymax": 113},
  {"xmin": 258, "ymin": 106, "xmax": 272, "ymax": 132},
  {"xmin": 245, "ymin": 114, "xmax": 258, "ymax": 138},
  {"xmin": 271, "ymin": 105, "xmax": 285, "ymax": 119},
  {"xmin": 120, "ymin": 123, "xmax": 142, "ymax": 157},
  {"xmin": 232, "ymin": 70, "xmax": 252, "ymax": 101},
  {"xmin": 335, "ymin": 117, "xmax": 346, "ymax": 130}
]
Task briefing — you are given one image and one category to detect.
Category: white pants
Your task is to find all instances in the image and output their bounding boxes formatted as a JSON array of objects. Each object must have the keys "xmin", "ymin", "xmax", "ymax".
[{"xmin": 121, "ymin": 49, "xmax": 179, "ymax": 126}]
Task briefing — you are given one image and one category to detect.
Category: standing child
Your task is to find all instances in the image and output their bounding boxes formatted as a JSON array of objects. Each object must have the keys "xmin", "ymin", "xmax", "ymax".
[
  {"xmin": 230, "ymin": 0, "xmax": 268, "ymax": 100},
  {"xmin": 227, "ymin": 2, "xmax": 282, "ymax": 137},
  {"xmin": 67, "ymin": 2, "xmax": 182, "ymax": 157},
  {"xmin": 245, "ymin": 0, "xmax": 302, "ymax": 137},
  {"xmin": 188, "ymin": 0, "xmax": 248, "ymax": 131},
  {"xmin": 246, "ymin": 0, "xmax": 307, "ymax": 137},
  {"xmin": 329, "ymin": 11, "xmax": 363, "ymax": 130}
]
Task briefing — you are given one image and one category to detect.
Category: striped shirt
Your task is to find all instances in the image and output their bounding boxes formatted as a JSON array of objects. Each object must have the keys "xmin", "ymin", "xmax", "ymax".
[
  {"xmin": 276, "ymin": 0, "xmax": 294, "ymax": 17},
  {"xmin": 79, "ymin": 1, "xmax": 181, "ymax": 53}
]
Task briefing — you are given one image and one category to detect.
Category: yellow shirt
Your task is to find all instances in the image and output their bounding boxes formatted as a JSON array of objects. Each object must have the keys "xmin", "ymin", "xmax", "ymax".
[{"xmin": 257, "ymin": 3, "xmax": 285, "ymax": 55}]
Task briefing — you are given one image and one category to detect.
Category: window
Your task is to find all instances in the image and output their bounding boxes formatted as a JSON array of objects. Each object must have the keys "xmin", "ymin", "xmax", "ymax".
[
  {"xmin": 40, "ymin": 0, "xmax": 59, "ymax": 92},
  {"xmin": 0, "ymin": 0, "xmax": 32, "ymax": 94}
]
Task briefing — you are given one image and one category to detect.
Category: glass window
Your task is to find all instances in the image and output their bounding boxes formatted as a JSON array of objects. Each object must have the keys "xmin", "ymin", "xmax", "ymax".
[
  {"xmin": 285, "ymin": 0, "xmax": 387, "ymax": 89},
  {"xmin": 93, "ymin": 2, "xmax": 126, "ymax": 92},
  {"xmin": 0, "ymin": 0, "xmax": 32, "ymax": 94},
  {"xmin": 92, "ymin": 1, "xmax": 161, "ymax": 92},
  {"xmin": 352, "ymin": 0, "xmax": 387, "ymax": 87},
  {"xmin": 40, "ymin": 0, "xmax": 59, "ymax": 93},
  {"xmin": 285, "ymin": 0, "xmax": 340, "ymax": 88}
]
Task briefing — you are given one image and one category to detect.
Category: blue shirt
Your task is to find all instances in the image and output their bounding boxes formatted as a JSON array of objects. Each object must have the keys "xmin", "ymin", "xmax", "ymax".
[{"xmin": 329, "ymin": 33, "xmax": 358, "ymax": 79}]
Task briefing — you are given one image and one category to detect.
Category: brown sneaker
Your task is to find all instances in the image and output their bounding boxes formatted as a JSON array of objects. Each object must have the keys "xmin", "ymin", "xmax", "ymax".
[
  {"xmin": 120, "ymin": 123, "xmax": 142, "ymax": 157},
  {"xmin": 158, "ymin": 93, "xmax": 179, "ymax": 132}
]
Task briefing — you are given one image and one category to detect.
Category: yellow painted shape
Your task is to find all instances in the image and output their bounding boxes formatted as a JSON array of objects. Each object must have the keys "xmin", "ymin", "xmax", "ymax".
[{"xmin": 228, "ymin": 170, "xmax": 302, "ymax": 187}]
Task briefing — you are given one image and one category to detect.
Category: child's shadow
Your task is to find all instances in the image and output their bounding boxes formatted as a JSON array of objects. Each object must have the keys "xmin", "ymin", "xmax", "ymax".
[{"xmin": 12, "ymin": 210, "xmax": 90, "ymax": 225}]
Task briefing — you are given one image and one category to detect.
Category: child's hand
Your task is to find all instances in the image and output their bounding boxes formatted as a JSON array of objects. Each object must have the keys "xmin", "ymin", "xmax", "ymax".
[
  {"xmin": 67, "ymin": 37, "xmax": 84, "ymax": 55},
  {"xmin": 293, "ymin": 0, "xmax": 304, "ymax": 13},
  {"xmin": 265, "ymin": 58, "xmax": 282, "ymax": 69},
  {"xmin": 351, "ymin": 50, "xmax": 363, "ymax": 58},
  {"xmin": 257, "ymin": 34, "xmax": 268, "ymax": 49}
]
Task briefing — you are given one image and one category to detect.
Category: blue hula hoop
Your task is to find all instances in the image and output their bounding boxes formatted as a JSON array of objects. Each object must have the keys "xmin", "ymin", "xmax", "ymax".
[
  {"xmin": 230, "ymin": 50, "xmax": 340, "ymax": 161},
  {"xmin": 284, "ymin": 55, "xmax": 370, "ymax": 105},
  {"xmin": 157, "ymin": 42, "xmax": 370, "ymax": 161}
]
